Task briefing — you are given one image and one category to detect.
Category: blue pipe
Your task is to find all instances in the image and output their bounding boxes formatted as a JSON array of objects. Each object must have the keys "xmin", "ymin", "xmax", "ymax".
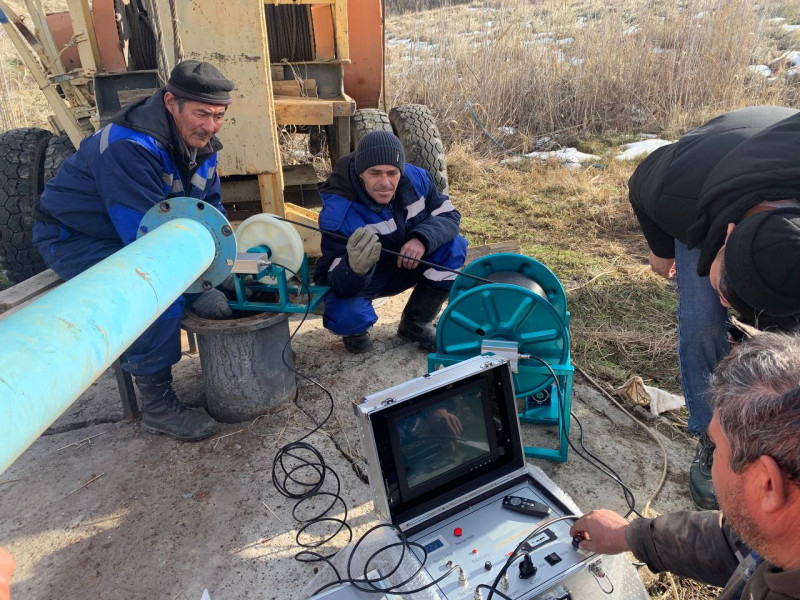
[{"xmin": 0, "ymin": 219, "xmax": 215, "ymax": 473}]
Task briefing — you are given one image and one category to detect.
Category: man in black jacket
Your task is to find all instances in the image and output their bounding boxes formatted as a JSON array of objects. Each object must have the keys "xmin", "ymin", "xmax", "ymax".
[
  {"xmin": 628, "ymin": 106, "xmax": 800, "ymax": 509},
  {"xmin": 570, "ymin": 331, "xmax": 800, "ymax": 600}
]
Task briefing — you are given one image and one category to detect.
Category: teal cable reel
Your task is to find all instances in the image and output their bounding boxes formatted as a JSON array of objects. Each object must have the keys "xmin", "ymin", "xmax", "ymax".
[{"xmin": 427, "ymin": 253, "xmax": 574, "ymax": 462}]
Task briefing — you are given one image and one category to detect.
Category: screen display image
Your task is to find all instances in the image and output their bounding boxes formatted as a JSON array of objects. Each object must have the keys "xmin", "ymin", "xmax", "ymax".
[{"xmin": 395, "ymin": 383, "xmax": 493, "ymax": 492}]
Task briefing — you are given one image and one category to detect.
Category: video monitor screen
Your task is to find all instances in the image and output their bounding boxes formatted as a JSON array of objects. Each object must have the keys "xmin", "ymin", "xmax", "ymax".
[{"xmin": 388, "ymin": 377, "xmax": 499, "ymax": 502}]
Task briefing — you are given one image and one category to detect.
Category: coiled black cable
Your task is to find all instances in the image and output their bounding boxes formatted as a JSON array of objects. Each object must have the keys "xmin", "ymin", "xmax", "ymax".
[
  {"xmin": 268, "ymin": 265, "xmax": 465, "ymax": 596},
  {"xmin": 269, "ymin": 264, "xmax": 352, "ymax": 563}
]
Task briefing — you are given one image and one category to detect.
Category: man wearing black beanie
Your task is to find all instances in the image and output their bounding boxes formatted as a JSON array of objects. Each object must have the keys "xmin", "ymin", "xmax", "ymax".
[
  {"xmin": 32, "ymin": 60, "xmax": 235, "ymax": 442},
  {"xmin": 315, "ymin": 130, "xmax": 468, "ymax": 353},
  {"xmin": 628, "ymin": 106, "xmax": 800, "ymax": 511}
]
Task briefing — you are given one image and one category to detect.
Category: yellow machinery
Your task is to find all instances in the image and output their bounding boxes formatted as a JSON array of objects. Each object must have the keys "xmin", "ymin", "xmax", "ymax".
[{"xmin": 0, "ymin": 0, "xmax": 448, "ymax": 283}]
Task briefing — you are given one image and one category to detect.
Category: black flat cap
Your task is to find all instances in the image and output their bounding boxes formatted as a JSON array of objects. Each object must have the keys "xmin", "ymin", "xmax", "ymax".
[{"xmin": 166, "ymin": 60, "xmax": 234, "ymax": 106}]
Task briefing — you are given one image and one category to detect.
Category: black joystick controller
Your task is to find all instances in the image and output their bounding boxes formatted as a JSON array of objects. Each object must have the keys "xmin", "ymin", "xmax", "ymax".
[{"xmin": 518, "ymin": 555, "xmax": 538, "ymax": 579}]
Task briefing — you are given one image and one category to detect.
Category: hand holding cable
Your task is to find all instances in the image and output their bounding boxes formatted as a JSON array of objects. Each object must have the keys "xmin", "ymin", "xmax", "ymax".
[
  {"xmin": 346, "ymin": 227, "xmax": 382, "ymax": 275},
  {"xmin": 397, "ymin": 237, "xmax": 425, "ymax": 269}
]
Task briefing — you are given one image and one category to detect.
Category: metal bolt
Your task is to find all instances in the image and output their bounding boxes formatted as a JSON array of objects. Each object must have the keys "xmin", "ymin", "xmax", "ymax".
[
  {"xmin": 501, "ymin": 573, "xmax": 509, "ymax": 589},
  {"xmin": 221, "ymin": 225, "xmax": 233, "ymax": 237},
  {"xmin": 225, "ymin": 259, "xmax": 234, "ymax": 266},
  {"xmin": 139, "ymin": 225, "xmax": 148, "ymax": 234},
  {"xmin": 159, "ymin": 201, "xmax": 171, "ymax": 212},
  {"xmin": 202, "ymin": 280, "xmax": 213, "ymax": 290},
  {"xmin": 196, "ymin": 202, "xmax": 205, "ymax": 211}
]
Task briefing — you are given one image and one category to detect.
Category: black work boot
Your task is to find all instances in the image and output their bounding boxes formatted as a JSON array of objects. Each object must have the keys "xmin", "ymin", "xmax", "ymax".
[
  {"xmin": 135, "ymin": 368, "xmax": 219, "ymax": 442},
  {"xmin": 397, "ymin": 284, "xmax": 449, "ymax": 351},
  {"xmin": 342, "ymin": 332, "xmax": 373, "ymax": 354},
  {"xmin": 689, "ymin": 436, "xmax": 719, "ymax": 510}
]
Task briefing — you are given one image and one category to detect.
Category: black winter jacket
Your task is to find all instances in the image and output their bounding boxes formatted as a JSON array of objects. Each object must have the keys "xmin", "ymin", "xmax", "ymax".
[{"xmin": 628, "ymin": 106, "xmax": 800, "ymax": 275}]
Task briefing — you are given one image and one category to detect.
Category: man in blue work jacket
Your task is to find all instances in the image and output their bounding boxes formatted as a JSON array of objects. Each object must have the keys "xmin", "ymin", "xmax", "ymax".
[
  {"xmin": 32, "ymin": 60, "xmax": 234, "ymax": 442},
  {"xmin": 314, "ymin": 130, "xmax": 468, "ymax": 353}
]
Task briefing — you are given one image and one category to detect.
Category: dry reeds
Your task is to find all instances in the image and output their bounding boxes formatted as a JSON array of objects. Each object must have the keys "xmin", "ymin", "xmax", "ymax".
[{"xmin": 386, "ymin": 0, "xmax": 800, "ymax": 148}]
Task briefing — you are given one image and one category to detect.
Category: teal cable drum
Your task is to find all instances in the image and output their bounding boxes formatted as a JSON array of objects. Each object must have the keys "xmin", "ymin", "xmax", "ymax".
[
  {"xmin": 450, "ymin": 253, "xmax": 567, "ymax": 320},
  {"xmin": 436, "ymin": 283, "xmax": 569, "ymax": 398}
]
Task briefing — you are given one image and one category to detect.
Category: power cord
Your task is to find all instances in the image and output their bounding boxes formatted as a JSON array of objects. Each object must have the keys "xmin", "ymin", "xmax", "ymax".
[
  {"xmin": 524, "ymin": 355, "xmax": 643, "ymax": 519},
  {"xmin": 270, "ymin": 265, "xmax": 464, "ymax": 596}
]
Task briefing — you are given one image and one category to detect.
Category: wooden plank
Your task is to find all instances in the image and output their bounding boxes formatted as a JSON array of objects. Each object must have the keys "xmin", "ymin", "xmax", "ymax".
[
  {"xmin": 333, "ymin": 0, "xmax": 350, "ymax": 61},
  {"xmin": 0, "ymin": 269, "xmax": 63, "ymax": 313},
  {"xmin": 175, "ymin": 0, "xmax": 281, "ymax": 177},
  {"xmin": 465, "ymin": 241, "xmax": 521, "ymax": 264},
  {"xmin": 284, "ymin": 202, "xmax": 322, "ymax": 257},
  {"xmin": 271, "ymin": 79, "xmax": 317, "ymax": 97},
  {"xmin": 258, "ymin": 173, "xmax": 285, "ymax": 216},
  {"xmin": 273, "ymin": 96, "xmax": 334, "ymax": 125},
  {"xmin": 332, "ymin": 99, "xmax": 355, "ymax": 117},
  {"xmin": 282, "ymin": 164, "xmax": 318, "ymax": 186}
]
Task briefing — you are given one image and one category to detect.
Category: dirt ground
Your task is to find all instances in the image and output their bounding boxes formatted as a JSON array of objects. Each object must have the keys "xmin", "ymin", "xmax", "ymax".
[{"xmin": 0, "ymin": 291, "xmax": 699, "ymax": 599}]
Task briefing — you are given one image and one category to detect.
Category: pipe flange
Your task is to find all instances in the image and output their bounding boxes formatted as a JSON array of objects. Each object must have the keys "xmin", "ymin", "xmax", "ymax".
[{"xmin": 138, "ymin": 197, "xmax": 236, "ymax": 293}]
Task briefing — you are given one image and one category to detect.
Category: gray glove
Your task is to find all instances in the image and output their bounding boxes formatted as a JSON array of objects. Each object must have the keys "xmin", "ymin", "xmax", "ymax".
[
  {"xmin": 346, "ymin": 227, "xmax": 382, "ymax": 276},
  {"xmin": 192, "ymin": 289, "xmax": 233, "ymax": 319},
  {"xmin": 221, "ymin": 274, "xmax": 253, "ymax": 298}
]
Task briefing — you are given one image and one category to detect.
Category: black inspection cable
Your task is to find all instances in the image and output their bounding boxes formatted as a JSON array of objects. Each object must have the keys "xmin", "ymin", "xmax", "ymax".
[
  {"xmin": 269, "ymin": 263, "xmax": 353, "ymax": 564},
  {"xmin": 269, "ymin": 265, "xmax": 466, "ymax": 596},
  {"xmin": 273, "ymin": 216, "xmax": 496, "ymax": 286},
  {"xmin": 524, "ymin": 355, "xmax": 642, "ymax": 519},
  {"xmin": 485, "ymin": 515, "xmax": 579, "ymax": 600}
]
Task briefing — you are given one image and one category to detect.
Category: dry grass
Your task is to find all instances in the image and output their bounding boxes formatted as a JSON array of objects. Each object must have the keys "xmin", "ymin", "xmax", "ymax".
[
  {"xmin": 386, "ymin": 0, "xmax": 800, "ymax": 149},
  {"xmin": 447, "ymin": 143, "xmax": 682, "ymax": 393}
]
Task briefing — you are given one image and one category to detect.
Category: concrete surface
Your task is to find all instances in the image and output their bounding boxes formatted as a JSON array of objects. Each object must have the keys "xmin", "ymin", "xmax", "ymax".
[{"xmin": 0, "ymin": 291, "xmax": 695, "ymax": 599}]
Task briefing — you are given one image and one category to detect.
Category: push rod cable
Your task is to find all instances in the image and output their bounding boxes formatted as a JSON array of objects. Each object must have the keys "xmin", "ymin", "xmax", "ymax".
[{"xmin": 273, "ymin": 216, "xmax": 496, "ymax": 285}]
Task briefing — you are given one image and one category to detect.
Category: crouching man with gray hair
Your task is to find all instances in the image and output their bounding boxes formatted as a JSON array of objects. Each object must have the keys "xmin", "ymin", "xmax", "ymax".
[{"xmin": 570, "ymin": 331, "xmax": 800, "ymax": 599}]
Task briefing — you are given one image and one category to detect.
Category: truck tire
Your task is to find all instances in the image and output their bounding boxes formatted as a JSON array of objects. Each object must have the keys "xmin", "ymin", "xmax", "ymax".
[
  {"xmin": 350, "ymin": 108, "xmax": 392, "ymax": 151},
  {"xmin": 0, "ymin": 128, "xmax": 52, "ymax": 283},
  {"xmin": 389, "ymin": 104, "xmax": 449, "ymax": 194},
  {"xmin": 44, "ymin": 133, "xmax": 76, "ymax": 182}
]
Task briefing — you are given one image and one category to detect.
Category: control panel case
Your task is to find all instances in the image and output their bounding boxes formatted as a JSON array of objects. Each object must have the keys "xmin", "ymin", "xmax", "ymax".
[{"xmin": 352, "ymin": 356, "xmax": 602, "ymax": 600}]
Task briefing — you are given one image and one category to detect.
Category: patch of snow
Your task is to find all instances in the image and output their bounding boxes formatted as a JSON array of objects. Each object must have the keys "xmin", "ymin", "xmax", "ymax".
[
  {"xmin": 623, "ymin": 25, "xmax": 641, "ymax": 36},
  {"xmin": 387, "ymin": 39, "xmax": 437, "ymax": 51},
  {"xmin": 769, "ymin": 17, "xmax": 787, "ymax": 23},
  {"xmin": 556, "ymin": 37, "xmax": 575, "ymax": 45},
  {"xmin": 532, "ymin": 32, "xmax": 556, "ymax": 40},
  {"xmin": 616, "ymin": 139, "xmax": 673, "ymax": 161},
  {"xmin": 786, "ymin": 65, "xmax": 800, "ymax": 81},
  {"xmin": 576, "ymin": 16, "xmax": 588, "ymax": 27},
  {"xmin": 636, "ymin": 133, "xmax": 658, "ymax": 140},
  {"xmin": 502, "ymin": 147, "xmax": 600, "ymax": 167},
  {"xmin": 775, "ymin": 50, "xmax": 800, "ymax": 67},
  {"xmin": 748, "ymin": 64, "xmax": 773, "ymax": 77},
  {"xmin": 498, "ymin": 127, "xmax": 516, "ymax": 135},
  {"xmin": 783, "ymin": 24, "xmax": 800, "ymax": 31},
  {"xmin": 694, "ymin": 11, "xmax": 709, "ymax": 18}
]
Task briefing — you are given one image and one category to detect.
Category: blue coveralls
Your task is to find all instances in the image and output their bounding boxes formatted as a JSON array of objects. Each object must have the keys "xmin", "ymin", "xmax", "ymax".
[
  {"xmin": 314, "ymin": 155, "xmax": 467, "ymax": 336},
  {"xmin": 32, "ymin": 90, "xmax": 225, "ymax": 376}
]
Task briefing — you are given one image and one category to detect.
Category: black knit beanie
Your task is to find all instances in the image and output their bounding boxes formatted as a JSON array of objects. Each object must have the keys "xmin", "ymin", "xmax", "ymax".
[
  {"xmin": 724, "ymin": 207, "xmax": 800, "ymax": 317},
  {"xmin": 166, "ymin": 60, "xmax": 234, "ymax": 105},
  {"xmin": 355, "ymin": 130, "xmax": 405, "ymax": 174}
]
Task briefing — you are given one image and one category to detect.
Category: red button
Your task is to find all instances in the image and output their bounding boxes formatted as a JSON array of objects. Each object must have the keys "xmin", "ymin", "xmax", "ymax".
[
  {"xmin": 471, "ymin": 549, "xmax": 478, "ymax": 554},
  {"xmin": 454, "ymin": 527, "xmax": 462, "ymax": 537}
]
